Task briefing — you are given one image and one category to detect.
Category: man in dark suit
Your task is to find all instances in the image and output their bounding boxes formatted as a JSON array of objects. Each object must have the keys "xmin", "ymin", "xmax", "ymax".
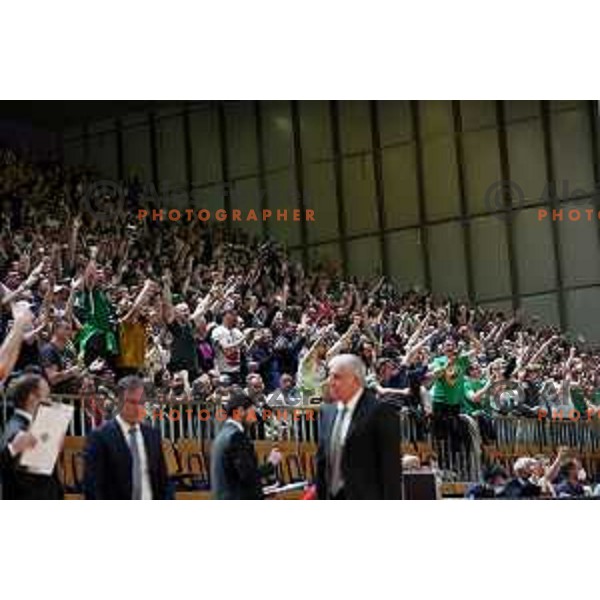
[
  {"xmin": 83, "ymin": 375, "xmax": 168, "ymax": 500},
  {"xmin": 316, "ymin": 354, "xmax": 402, "ymax": 500},
  {"xmin": 210, "ymin": 391, "xmax": 281, "ymax": 499},
  {"xmin": 0, "ymin": 373, "xmax": 64, "ymax": 500}
]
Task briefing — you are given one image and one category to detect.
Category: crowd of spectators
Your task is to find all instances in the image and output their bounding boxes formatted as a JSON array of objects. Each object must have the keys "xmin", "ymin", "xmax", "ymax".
[
  {"xmin": 464, "ymin": 447, "xmax": 598, "ymax": 499},
  {"xmin": 2, "ymin": 148, "xmax": 600, "ymax": 495}
]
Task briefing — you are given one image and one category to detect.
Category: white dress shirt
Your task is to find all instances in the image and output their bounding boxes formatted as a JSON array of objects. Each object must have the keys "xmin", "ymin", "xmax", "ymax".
[
  {"xmin": 329, "ymin": 387, "xmax": 363, "ymax": 495},
  {"xmin": 335, "ymin": 387, "xmax": 363, "ymax": 447},
  {"xmin": 116, "ymin": 415, "xmax": 153, "ymax": 500}
]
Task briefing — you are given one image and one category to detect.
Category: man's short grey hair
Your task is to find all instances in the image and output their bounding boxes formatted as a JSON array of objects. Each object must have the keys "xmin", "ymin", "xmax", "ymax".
[
  {"xmin": 513, "ymin": 456, "xmax": 535, "ymax": 477},
  {"xmin": 328, "ymin": 354, "xmax": 367, "ymax": 385}
]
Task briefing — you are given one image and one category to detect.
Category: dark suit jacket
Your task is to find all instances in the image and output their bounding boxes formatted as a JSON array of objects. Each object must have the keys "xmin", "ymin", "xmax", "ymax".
[
  {"xmin": 500, "ymin": 478, "xmax": 541, "ymax": 499},
  {"xmin": 0, "ymin": 412, "xmax": 63, "ymax": 500},
  {"xmin": 316, "ymin": 390, "xmax": 403, "ymax": 500},
  {"xmin": 210, "ymin": 421, "xmax": 273, "ymax": 499},
  {"xmin": 83, "ymin": 419, "xmax": 168, "ymax": 500}
]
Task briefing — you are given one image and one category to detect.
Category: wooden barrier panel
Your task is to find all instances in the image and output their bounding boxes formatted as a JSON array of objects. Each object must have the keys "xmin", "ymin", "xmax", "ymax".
[
  {"xmin": 59, "ymin": 437, "xmax": 318, "ymax": 499},
  {"xmin": 62, "ymin": 433, "xmax": 600, "ymax": 499},
  {"xmin": 175, "ymin": 491, "xmax": 212, "ymax": 500}
]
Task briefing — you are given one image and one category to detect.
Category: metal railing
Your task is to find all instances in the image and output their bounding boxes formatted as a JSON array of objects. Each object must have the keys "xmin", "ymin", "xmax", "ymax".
[
  {"xmin": 398, "ymin": 410, "xmax": 600, "ymax": 482},
  {"xmin": 0, "ymin": 391, "xmax": 321, "ymax": 444},
  {"xmin": 146, "ymin": 401, "xmax": 321, "ymax": 445},
  {"xmin": 4, "ymin": 392, "xmax": 600, "ymax": 484},
  {"xmin": 491, "ymin": 415, "xmax": 600, "ymax": 454}
]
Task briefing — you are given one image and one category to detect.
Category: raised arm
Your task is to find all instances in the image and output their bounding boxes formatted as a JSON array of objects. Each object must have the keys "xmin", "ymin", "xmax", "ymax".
[
  {"xmin": 161, "ymin": 270, "xmax": 175, "ymax": 324},
  {"xmin": 544, "ymin": 447, "xmax": 568, "ymax": 485},
  {"xmin": 461, "ymin": 327, "xmax": 483, "ymax": 359},
  {"xmin": 0, "ymin": 258, "xmax": 46, "ymax": 307},
  {"xmin": 67, "ymin": 214, "xmax": 82, "ymax": 271},
  {"xmin": 492, "ymin": 320, "xmax": 511, "ymax": 346},
  {"xmin": 64, "ymin": 276, "xmax": 83, "ymax": 329},
  {"xmin": 0, "ymin": 302, "xmax": 34, "ymax": 383},
  {"xmin": 406, "ymin": 312, "xmax": 431, "ymax": 350},
  {"xmin": 120, "ymin": 279, "xmax": 158, "ymax": 323},
  {"xmin": 402, "ymin": 330, "xmax": 436, "ymax": 366},
  {"xmin": 527, "ymin": 334, "xmax": 559, "ymax": 367},
  {"xmin": 300, "ymin": 325, "xmax": 333, "ymax": 369},
  {"xmin": 325, "ymin": 323, "xmax": 358, "ymax": 361}
]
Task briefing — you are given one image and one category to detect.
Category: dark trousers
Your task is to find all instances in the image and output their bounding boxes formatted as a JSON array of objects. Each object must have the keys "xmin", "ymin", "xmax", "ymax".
[
  {"xmin": 432, "ymin": 403, "xmax": 468, "ymax": 470},
  {"xmin": 473, "ymin": 412, "xmax": 496, "ymax": 444},
  {"xmin": 330, "ymin": 488, "xmax": 347, "ymax": 500}
]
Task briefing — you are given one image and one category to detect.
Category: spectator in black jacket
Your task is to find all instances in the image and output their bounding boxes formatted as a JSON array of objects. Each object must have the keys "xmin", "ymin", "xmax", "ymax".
[{"xmin": 0, "ymin": 373, "xmax": 63, "ymax": 500}]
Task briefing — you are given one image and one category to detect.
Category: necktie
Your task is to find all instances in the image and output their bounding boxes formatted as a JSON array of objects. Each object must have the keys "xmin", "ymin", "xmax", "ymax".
[
  {"xmin": 329, "ymin": 406, "xmax": 348, "ymax": 498},
  {"xmin": 128, "ymin": 426, "xmax": 142, "ymax": 500}
]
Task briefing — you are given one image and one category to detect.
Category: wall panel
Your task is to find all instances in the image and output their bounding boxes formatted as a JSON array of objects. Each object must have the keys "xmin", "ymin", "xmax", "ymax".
[
  {"xmin": 426, "ymin": 221, "xmax": 468, "ymax": 299},
  {"xmin": 385, "ymin": 228, "xmax": 425, "ymax": 292},
  {"xmin": 422, "ymin": 136, "xmax": 460, "ymax": 220},
  {"xmin": 520, "ymin": 293, "xmax": 560, "ymax": 329},
  {"xmin": 551, "ymin": 108, "xmax": 595, "ymax": 198},
  {"xmin": 338, "ymin": 101, "xmax": 371, "ymax": 154},
  {"xmin": 303, "ymin": 162, "xmax": 339, "ymax": 243},
  {"xmin": 63, "ymin": 138, "xmax": 85, "ymax": 168},
  {"xmin": 88, "ymin": 130, "xmax": 118, "ymax": 179},
  {"xmin": 261, "ymin": 101, "xmax": 294, "ymax": 170},
  {"xmin": 122, "ymin": 122, "xmax": 152, "ymax": 183},
  {"xmin": 460, "ymin": 101, "xmax": 497, "ymax": 131},
  {"xmin": 419, "ymin": 101, "xmax": 453, "ymax": 138},
  {"xmin": 191, "ymin": 184, "xmax": 226, "ymax": 216},
  {"xmin": 342, "ymin": 155, "xmax": 378, "ymax": 235},
  {"xmin": 347, "ymin": 236, "xmax": 382, "ymax": 280},
  {"xmin": 505, "ymin": 118, "xmax": 546, "ymax": 206},
  {"xmin": 557, "ymin": 198, "xmax": 600, "ymax": 287},
  {"xmin": 513, "ymin": 207, "xmax": 556, "ymax": 294},
  {"xmin": 230, "ymin": 177, "xmax": 263, "ymax": 239},
  {"xmin": 463, "ymin": 129, "xmax": 502, "ymax": 214},
  {"xmin": 298, "ymin": 101, "xmax": 333, "ymax": 162},
  {"xmin": 155, "ymin": 115, "xmax": 186, "ymax": 192},
  {"xmin": 470, "ymin": 216, "xmax": 511, "ymax": 301},
  {"xmin": 189, "ymin": 106, "xmax": 222, "ymax": 186},
  {"xmin": 381, "ymin": 144, "xmax": 419, "ymax": 227},
  {"xmin": 225, "ymin": 102, "xmax": 258, "ymax": 179},
  {"xmin": 566, "ymin": 288, "xmax": 600, "ymax": 341},
  {"xmin": 265, "ymin": 170, "xmax": 301, "ymax": 248},
  {"xmin": 377, "ymin": 101, "xmax": 413, "ymax": 147},
  {"xmin": 504, "ymin": 101, "xmax": 540, "ymax": 122}
]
